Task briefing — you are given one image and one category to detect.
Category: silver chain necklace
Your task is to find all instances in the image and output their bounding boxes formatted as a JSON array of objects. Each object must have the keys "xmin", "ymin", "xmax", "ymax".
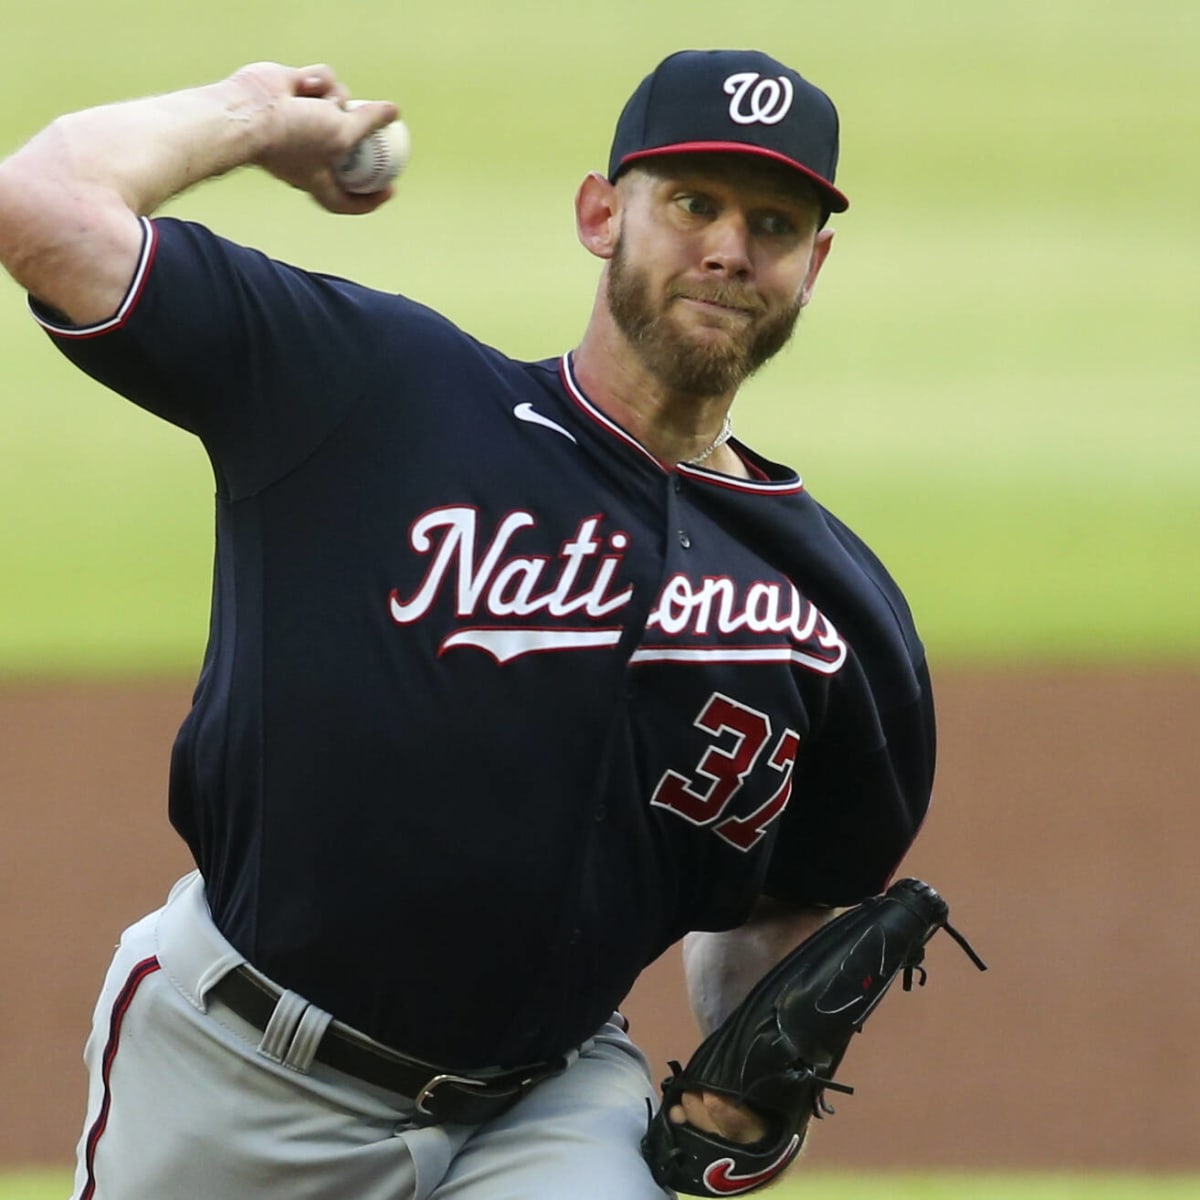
[{"xmin": 682, "ymin": 415, "xmax": 734, "ymax": 466}]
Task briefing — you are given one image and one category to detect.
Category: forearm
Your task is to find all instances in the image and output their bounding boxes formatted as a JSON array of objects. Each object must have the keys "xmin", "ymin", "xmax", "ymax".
[
  {"xmin": 18, "ymin": 77, "xmax": 271, "ymax": 219},
  {"xmin": 0, "ymin": 63, "xmax": 395, "ymax": 325},
  {"xmin": 0, "ymin": 76, "xmax": 269, "ymax": 312},
  {"xmin": 683, "ymin": 899, "xmax": 835, "ymax": 1036}
]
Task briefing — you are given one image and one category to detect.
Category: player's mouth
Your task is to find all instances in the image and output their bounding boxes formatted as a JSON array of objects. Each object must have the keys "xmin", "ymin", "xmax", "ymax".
[
  {"xmin": 681, "ymin": 297, "xmax": 751, "ymax": 315},
  {"xmin": 670, "ymin": 285, "xmax": 763, "ymax": 318}
]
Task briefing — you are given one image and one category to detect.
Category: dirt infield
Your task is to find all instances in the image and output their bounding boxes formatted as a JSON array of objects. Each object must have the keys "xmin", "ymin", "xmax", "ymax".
[{"xmin": 2, "ymin": 668, "xmax": 1197, "ymax": 1170}]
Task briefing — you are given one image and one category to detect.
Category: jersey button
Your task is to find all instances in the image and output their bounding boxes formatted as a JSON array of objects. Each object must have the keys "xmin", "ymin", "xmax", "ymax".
[{"xmin": 678, "ymin": 531, "xmax": 691, "ymax": 549}]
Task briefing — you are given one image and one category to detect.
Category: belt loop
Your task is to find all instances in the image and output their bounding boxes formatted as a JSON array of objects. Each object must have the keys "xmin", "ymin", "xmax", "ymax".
[
  {"xmin": 284, "ymin": 1003, "xmax": 333, "ymax": 1072},
  {"xmin": 258, "ymin": 990, "xmax": 309, "ymax": 1064}
]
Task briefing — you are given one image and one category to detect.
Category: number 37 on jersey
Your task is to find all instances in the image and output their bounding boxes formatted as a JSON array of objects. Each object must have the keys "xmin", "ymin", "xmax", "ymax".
[{"xmin": 651, "ymin": 692, "xmax": 800, "ymax": 852}]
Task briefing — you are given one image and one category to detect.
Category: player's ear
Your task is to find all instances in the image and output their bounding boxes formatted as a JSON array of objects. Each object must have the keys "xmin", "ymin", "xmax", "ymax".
[
  {"xmin": 798, "ymin": 228, "xmax": 835, "ymax": 308},
  {"xmin": 576, "ymin": 171, "xmax": 621, "ymax": 260}
]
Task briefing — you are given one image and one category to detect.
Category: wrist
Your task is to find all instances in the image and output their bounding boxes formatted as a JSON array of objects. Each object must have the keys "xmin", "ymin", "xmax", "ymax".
[{"xmin": 209, "ymin": 71, "xmax": 285, "ymax": 165}]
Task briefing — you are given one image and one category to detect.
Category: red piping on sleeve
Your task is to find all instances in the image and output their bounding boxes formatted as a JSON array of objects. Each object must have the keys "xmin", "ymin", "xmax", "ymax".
[{"xmin": 31, "ymin": 215, "xmax": 158, "ymax": 340}]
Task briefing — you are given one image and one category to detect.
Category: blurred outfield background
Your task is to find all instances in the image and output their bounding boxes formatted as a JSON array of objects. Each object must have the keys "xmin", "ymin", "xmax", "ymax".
[{"xmin": 0, "ymin": 0, "xmax": 1196, "ymax": 675}]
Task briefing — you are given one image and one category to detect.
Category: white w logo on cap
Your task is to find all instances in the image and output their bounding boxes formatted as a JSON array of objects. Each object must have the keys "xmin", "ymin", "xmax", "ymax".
[{"xmin": 723, "ymin": 72, "xmax": 795, "ymax": 125}]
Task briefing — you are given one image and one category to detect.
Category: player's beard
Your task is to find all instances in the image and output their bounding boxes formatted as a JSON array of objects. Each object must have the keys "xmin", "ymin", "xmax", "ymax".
[{"xmin": 606, "ymin": 234, "xmax": 803, "ymax": 397}]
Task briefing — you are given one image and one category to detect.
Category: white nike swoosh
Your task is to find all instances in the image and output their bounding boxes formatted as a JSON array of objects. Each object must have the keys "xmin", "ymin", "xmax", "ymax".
[{"xmin": 513, "ymin": 402, "xmax": 577, "ymax": 444}]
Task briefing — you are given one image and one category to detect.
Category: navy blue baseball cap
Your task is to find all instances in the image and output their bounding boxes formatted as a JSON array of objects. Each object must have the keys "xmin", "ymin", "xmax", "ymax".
[{"xmin": 608, "ymin": 49, "xmax": 849, "ymax": 213}]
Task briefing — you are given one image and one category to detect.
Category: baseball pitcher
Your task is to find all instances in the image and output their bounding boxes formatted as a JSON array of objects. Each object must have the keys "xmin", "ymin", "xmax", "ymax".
[{"xmin": 0, "ymin": 49, "xmax": 982, "ymax": 1200}]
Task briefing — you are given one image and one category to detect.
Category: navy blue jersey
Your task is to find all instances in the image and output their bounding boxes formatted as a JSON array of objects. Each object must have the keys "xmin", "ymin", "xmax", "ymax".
[{"xmin": 34, "ymin": 217, "xmax": 933, "ymax": 1068}]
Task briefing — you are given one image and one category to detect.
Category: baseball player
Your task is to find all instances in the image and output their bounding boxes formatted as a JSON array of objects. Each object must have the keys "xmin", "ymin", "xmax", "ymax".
[{"xmin": 0, "ymin": 50, "xmax": 936, "ymax": 1199}]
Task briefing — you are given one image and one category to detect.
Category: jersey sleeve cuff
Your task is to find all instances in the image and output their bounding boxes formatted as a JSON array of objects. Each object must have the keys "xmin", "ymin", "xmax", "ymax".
[{"xmin": 27, "ymin": 215, "xmax": 158, "ymax": 339}]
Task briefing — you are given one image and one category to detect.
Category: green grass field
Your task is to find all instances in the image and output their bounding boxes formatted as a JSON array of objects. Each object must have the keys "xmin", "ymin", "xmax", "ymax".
[
  {"xmin": 4, "ymin": 1172, "xmax": 1200, "ymax": 1200},
  {"xmin": 1, "ymin": 0, "xmax": 1195, "ymax": 675}
]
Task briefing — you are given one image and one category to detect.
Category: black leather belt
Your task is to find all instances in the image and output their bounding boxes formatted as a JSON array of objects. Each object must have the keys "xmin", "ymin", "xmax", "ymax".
[{"xmin": 210, "ymin": 965, "xmax": 565, "ymax": 1125}]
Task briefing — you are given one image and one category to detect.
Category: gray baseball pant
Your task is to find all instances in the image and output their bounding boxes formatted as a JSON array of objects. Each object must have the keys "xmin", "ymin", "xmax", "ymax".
[{"xmin": 70, "ymin": 872, "xmax": 672, "ymax": 1199}]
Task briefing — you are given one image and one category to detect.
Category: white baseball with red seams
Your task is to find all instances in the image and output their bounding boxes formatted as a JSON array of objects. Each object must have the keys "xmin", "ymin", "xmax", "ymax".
[{"xmin": 334, "ymin": 101, "xmax": 411, "ymax": 194}]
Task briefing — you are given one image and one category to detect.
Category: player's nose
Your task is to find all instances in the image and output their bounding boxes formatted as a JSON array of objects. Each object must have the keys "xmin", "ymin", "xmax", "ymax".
[{"xmin": 700, "ymin": 212, "xmax": 752, "ymax": 278}]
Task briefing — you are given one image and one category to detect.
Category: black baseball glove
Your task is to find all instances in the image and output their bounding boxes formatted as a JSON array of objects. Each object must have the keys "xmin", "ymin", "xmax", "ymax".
[{"xmin": 641, "ymin": 877, "xmax": 986, "ymax": 1197}]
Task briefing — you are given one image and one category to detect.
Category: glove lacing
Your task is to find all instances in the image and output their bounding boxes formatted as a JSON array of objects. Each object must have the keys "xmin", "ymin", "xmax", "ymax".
[{"xmin": 902, "ymin": 918, "xmax": 988, "ymax": 991}]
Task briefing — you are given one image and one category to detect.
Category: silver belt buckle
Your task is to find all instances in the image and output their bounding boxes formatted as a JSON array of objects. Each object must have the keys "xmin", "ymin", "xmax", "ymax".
[{"xmin": 413, "ymin": 1072, "xmax": 491, "ymax": 1118}]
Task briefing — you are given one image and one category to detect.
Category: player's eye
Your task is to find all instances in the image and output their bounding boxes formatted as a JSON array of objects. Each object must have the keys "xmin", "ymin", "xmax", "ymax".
[
  {"xmin": 756, "ymin": 212, "xmax": 797, "ymax": 238},
  {"xmin": 675, "ymin": 193, "xmax": 715, "ymax": 217}
]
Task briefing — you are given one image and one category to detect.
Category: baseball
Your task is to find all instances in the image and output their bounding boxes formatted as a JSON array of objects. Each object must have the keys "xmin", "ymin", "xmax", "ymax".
[{"xmin": 334, "ymin": 102, "xmax": 411, "ymax": 195}]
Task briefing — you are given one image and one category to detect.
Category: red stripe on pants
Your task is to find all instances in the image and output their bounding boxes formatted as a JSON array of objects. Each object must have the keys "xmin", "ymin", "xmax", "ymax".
[{"xmin": 80, "ymin": 955, "xmax": 162, "ymax": 1200}]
